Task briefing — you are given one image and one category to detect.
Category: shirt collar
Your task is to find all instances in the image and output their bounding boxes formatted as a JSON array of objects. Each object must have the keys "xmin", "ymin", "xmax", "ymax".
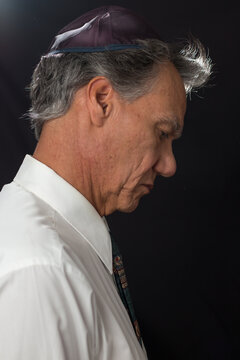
[{"xmin": 13, "ymin": 154, "xmax": 113, "ymax": 274}]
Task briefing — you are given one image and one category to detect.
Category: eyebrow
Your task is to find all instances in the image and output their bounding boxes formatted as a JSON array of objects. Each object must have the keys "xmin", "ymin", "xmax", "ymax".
[{"xmin": 157, "ymin": 117, "xmax": 183, "ymax": 139}]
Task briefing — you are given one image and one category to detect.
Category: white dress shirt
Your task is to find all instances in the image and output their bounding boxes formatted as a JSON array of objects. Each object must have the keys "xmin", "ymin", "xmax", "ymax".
[{"xmin": 0, "ymin": 155, "xmax": 148, "ymax": 360}]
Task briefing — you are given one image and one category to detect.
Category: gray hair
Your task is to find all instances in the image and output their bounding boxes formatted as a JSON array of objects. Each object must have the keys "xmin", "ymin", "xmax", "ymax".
[{"xmin": 27, "ymin": 38, "xmax": 212, "ymax": 140}]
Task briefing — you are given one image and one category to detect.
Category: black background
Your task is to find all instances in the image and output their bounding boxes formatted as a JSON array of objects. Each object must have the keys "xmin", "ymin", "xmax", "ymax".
[{"xmin": 0, "ymin": 1, "xmax": 239, "ymax": 359}]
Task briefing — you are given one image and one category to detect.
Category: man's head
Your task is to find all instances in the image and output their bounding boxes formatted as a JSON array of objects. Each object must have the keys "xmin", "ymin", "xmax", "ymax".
[
  {"xmin": 29, "ymin": 6, "xmax": 212, "ymax": 215},
  {"xmin": 82, "ymin": 61, "xmax": 186, "ymax": 213}
]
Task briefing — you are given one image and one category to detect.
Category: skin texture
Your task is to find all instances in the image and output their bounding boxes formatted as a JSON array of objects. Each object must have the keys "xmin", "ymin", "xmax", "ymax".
[{"xmin": 33, "ymin": 61, "xmax": 186, "ymax": 216}]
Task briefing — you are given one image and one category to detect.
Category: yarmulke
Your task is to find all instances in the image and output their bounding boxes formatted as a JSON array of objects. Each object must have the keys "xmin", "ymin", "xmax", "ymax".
[{"xmin": 47, "ymin": 5, "xmax": 161, "ymax": 54}]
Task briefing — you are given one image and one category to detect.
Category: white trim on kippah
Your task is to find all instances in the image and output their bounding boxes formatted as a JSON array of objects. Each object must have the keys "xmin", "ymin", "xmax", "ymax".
[{"xmin": 51, "ymin": 16, "xmax": 98, "ymax": 50}]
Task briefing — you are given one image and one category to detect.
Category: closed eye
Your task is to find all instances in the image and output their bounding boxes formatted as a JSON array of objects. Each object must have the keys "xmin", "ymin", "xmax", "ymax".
[{"xmin": 159, "ymin": 131, "xmax": 169, "ymax": 140}]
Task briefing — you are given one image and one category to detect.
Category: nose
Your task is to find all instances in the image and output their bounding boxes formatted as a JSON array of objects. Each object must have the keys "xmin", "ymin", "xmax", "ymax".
[{"xmin": 153, "ymin": 144, "xmax": 177, "ymax": 178}]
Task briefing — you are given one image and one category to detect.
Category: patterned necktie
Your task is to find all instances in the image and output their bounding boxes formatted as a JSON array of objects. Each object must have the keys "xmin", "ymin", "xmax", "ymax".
[{"xmin": 110, "ymin": 234, "xmax": 143, "ymax": 347}]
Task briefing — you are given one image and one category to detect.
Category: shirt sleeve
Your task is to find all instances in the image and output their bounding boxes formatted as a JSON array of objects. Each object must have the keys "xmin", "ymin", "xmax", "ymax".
[{"xmin": 0, "ymin": 263, "xmax": 98, "ymax": 360}]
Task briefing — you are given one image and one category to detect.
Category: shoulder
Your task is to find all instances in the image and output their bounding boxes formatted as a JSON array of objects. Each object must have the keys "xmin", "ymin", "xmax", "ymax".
[
  {"xmin": 0, "ymin": 181, "xmax": 62, "ymax": 277},
  {"xmin": 0, "ymin": 260, "xmax": 96, "ymax": 359},
  {"xmin": 0, "ymin": 181, "xmax": 95, "ymax": 281}
]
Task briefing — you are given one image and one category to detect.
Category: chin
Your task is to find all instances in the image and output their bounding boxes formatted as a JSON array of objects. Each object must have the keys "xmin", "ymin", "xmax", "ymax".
[{"xmin": 117, "ymin": 197, "xmax": 140, "ymax": 213}]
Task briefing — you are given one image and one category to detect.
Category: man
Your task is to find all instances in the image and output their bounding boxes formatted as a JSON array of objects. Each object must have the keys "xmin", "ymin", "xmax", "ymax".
[{"xmin": 0, "ymin": 5, "xmax": 212, "ymax": 360}]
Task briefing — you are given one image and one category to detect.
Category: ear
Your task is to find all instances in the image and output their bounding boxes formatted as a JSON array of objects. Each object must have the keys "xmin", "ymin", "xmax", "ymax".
[{"xmin": 86, "ymin": 76, "xmax": 114, "ymax": 127}]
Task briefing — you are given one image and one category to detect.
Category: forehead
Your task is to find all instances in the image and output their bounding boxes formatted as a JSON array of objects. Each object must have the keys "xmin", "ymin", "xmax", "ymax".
[{"xmin": 146, "ymin": 62, "xmax": 187, "ymax": 125}]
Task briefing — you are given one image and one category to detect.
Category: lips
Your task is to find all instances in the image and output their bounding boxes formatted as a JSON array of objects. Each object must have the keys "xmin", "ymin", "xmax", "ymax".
[{"xmin": 144, "ymin": 184, "xmax": 153, "ymax": 191}]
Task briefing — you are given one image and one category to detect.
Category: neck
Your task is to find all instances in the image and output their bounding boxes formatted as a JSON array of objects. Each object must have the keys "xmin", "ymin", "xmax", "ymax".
[{"xmin": 33, "ymin": 120, "xmax": 107, "ymax": 216}]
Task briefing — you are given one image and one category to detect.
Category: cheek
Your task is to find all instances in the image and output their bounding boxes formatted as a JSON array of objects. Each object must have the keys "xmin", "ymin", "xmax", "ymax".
[
  {"xmin": 141, "ymin": 154, "xmax": 158, "ymax": 174},
  {"xmin": 138, "ymin": 142, "xmax": 160, "ymax": 171},
  {"xmin": 111, "ymin": 125, "xmax": 159, "ymax": 177}
]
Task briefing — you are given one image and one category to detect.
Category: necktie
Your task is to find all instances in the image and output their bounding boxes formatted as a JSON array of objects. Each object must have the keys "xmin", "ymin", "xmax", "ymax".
[{"xmin": 111, "ymin": 234, "xmax": 143, "ymax": 347}]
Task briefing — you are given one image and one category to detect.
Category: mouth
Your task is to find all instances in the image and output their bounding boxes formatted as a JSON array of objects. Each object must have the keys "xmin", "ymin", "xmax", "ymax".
[{"xmin": 143, "ymin": 184, "xmax": 153, "ymax": 192}]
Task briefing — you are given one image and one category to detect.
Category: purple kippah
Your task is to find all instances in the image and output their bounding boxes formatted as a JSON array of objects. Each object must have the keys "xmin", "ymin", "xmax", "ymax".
[{"xmin": 47, "ymin": 5, "xmax": 161, "ymax": 54}]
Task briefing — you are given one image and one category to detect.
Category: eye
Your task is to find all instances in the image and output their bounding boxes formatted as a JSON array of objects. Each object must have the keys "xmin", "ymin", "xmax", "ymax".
[{"xmin": 159, "ymin": 131, "xmax": 169, "ymax": 140}]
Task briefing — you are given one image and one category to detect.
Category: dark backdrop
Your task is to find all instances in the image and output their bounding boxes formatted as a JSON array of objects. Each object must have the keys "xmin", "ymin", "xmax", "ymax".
[{"xmin": 0, "ymin": 1, "xmax": 239, "ymax": 359}]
